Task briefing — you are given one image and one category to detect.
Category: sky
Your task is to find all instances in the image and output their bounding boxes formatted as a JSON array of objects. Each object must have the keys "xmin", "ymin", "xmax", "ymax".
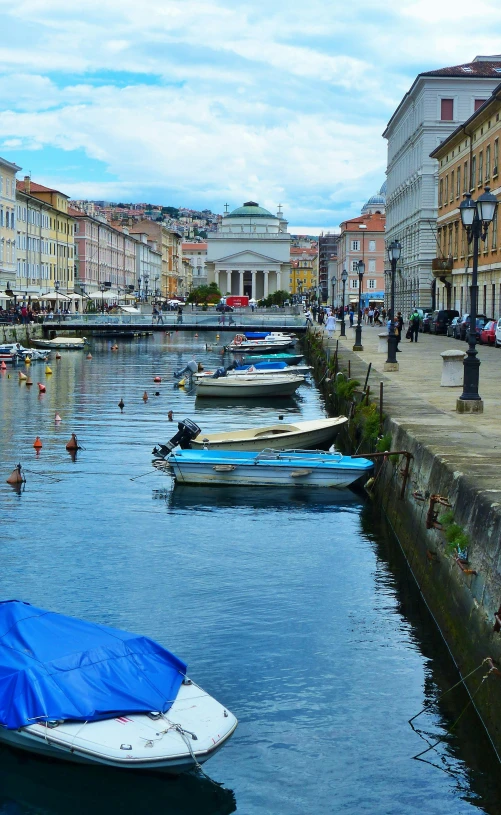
[{"xmin": 1, "ymin": 0, "xmax": 501, "ymax": 227}]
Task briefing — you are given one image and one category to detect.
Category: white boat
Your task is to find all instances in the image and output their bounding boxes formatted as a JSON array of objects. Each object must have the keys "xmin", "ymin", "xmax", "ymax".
[
  {"xmin": 194, "ymin": 363, "xmax": 311, "ymax": 380},
  {"xmin": 0, "ymin": 601, "xmax": 237, "ymax": 774},
  {"xmin": 30, "ymin": 336, "xmax": 87, "ymax": 349},
  {"xmin": 189, "ymin": 417, "xmax": 348, "ymax": 451},
  {"xmin": 224, "ymin": 333, "xmax": 296, "ymax": 353},
  {"xmin": 166, "ymin": 448, "xmax": 373, "ymax": 487},
  {"xmin": 0, "ymin": 343, "xmax": 50, "ymax": 361},
  {"xmin": 195, "ymin": 373, "xmax": 303, "ymax": 398}
]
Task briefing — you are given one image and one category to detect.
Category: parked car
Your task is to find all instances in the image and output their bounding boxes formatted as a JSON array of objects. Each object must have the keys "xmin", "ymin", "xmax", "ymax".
[
  {"xmin": 458, "ymin": 313, "xmax": 489, "ymax": 341},
  {"xmin": 420, "ymin": 312, "xmax": 434, "ymax": 333},
  {"xmin": 429, "ymin": 309, "xmax": 459, "ymax": 335},
  {"xmin": 480, "ymin": 320, "xmax": 496, "ymax": 345},
  {"xmin": 447, "ymin": 316, "xmax": 461, "ymax": 337},
  {"xmin": 495, "ymin": 318, "xmax": 501, "ymax": 347},
  {"xmin": 216, "ymin": 303, "xmax": 234, "ymax": 312}
]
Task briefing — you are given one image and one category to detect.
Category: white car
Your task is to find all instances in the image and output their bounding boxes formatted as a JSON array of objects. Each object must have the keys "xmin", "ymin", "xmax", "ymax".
[{"xmin": 494, "ymin": 318, "xmax": 501, "ymax": 347}]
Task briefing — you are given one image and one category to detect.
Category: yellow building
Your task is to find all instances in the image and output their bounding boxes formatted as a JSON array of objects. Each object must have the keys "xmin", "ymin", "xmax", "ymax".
[
  {"xmin": 16, "ymin": 180, "xmax": 52, "ymax": 302},
  {"xmin": 131, "ymin": 221, "xmax": 183, "ymax": 297},
  {"xmin": 430, "ymin": 82, "xmax": 501, "ymax": 316},
  {"xmin": 23, "ymin": 179, "xmax": 76, "ymax": 297},
  {"xmin": 0, "ymin": 156, "xmax": 21, "ymax": 300},
  {"xmin": 289, "ymin": 247, "xmax": 318, "ymax": 296}
]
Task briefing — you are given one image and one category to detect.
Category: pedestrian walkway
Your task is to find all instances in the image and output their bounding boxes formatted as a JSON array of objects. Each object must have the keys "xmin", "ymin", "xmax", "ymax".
[{"xmin": 312, "ymin": 319, "xmax": 501, "ymax": 490}]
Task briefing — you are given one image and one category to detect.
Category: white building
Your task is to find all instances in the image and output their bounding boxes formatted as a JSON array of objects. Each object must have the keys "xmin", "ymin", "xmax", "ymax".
[
  {"xmin": 383, "ymin": 55, "xmax": 501, "ymax": 312},
  {"xmin": 0, "ymin": 156, "xmax": 21, "ymax": 299},
  {"xmin": 206, "ymin": 202, "xmax": 291, "ymax": 299},
  {"xmin": 182, "ymin": 241, "xmax": 208, "ymax": 287}
]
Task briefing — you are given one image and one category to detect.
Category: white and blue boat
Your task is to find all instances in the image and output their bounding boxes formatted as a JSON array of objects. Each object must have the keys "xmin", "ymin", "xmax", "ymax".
[{"xmin": 166, "ymin": 449, "xmax": 373, "ymax": 488}]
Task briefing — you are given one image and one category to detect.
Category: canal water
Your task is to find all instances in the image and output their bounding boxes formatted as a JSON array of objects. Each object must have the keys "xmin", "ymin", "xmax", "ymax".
[{"xmin": 1, "ymin": 331, "xmax": 501, "ymax": 815}]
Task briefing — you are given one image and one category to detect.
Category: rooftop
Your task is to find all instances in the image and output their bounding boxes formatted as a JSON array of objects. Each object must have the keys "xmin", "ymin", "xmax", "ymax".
[{"xmin": 226, "ymin": 201, "xmax": 276, "ymax": 219}]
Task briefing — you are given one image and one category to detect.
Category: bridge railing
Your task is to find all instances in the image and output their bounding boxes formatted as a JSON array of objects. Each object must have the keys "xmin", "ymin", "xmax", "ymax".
[{"xmin": 42, "ymin": 312, "xmax": 306, "ymax": 328}]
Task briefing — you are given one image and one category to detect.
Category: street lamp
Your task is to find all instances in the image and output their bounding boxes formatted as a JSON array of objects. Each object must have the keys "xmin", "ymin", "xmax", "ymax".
[
  {"xmin": 385, "ymin": 239, "xmax": 401, "ymax": 369},
  {"xmin": 353, "ymin": 260, "xmax": 365, "ymax": 351},
  {"xmin": 340, "ymin": 268, "xmax": 348, "ymax": 337},
  {"xmin": 99, "ymin": 283, "xmax": 106, "ymax": 314},
  {"xmin": 331, "ymin": 276, "xmax": 336, "ymax": 310},
  {"xmin": 457, "ymin": 187, "xmax": 498, "ymax": 412}
]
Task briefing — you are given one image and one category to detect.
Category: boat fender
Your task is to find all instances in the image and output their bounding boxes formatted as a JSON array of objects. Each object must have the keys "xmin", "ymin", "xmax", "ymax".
[
  {"xmin": 213, "ymin": 465, "xmax": 235, "ymax": 472},
  {"xmin": 290, "ymin": 470, "xmax": 313, "ymax": 477}
]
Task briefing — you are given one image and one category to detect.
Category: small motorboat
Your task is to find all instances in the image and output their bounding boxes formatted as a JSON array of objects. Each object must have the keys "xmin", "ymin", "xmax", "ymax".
[
  {"xmin": 0, "ymin": 600, "xmax": 237, "ymax": 773},
  {"xmin": 243, "ymin": 353, "xmax": 304, "ymax": 365},
  {"xmin": 194, "ymin": 361, "xmax": 312, "ymax": 380},
  {"xmin": 30, "ymin": 336, "xmax": 87, "ymax": 350},
  {"xmin": 224, "ymin": 333, "xmax": 295, "ymax": 353},
  {"xmin": 195, "ymin": 373, "xmax": 303, "ymax": 398},
  {"xmin": 189, "ymin": 417, "xmax": 347, "ymax": 451},
  {"xmin": 165, "ymin": 448, "xmax": 373, "ymax": 488},
  {"xmin": 0, "ymin": 343, "xmax": 50, "ymax": 362}
]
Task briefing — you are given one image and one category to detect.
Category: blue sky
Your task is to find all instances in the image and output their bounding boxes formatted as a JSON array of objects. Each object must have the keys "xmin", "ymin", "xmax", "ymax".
[{"xmin": 1, "ymin": 0, "xmax": 500, "ymax": 227}]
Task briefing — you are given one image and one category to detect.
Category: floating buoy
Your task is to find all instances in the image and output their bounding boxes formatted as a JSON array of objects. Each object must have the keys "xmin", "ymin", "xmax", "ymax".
[
  {"xmin": 86, "ymin": 353, "xmax": 92, "ymax": 360},
  {"xmin": 143, "ymin": 391, "xmax": 148, "ymax": 402},
  {"xmin": 55, "ymin": 413, "xmax": 62, "ymax": 423},
  {"xmin": 26, "ymin": 377, "xmax": 33, "ymax": 386},
  {"xmin": 194, "ymin": 333, "xmax": 198, "ymax": 338},
  {"xmin": 216, "ymin": 334, "xmax": 220, "ymax": 340},
  {"xmin": 153, "ymin": 376, "xmax": 161, "ymax": 383},
  {"xmin": 118, "ymin": 398, "xmax": 124, "ymax": 411},
  {"xmin": 38, "ymin": 383, "xmax": 46, "ymax": 393},
  {"xmin": 178, "ymin": 378, "xmax": 186, "ymax": 387},
  {"xmin": 6, "ymin": 463, "xmax": 25, "ymax": 486},
  {"xmin": 33, "ymin": 436, "xmax": 42, "ymax": 449},
  {"xmin": 25, "ymin": 357, "xmax": 31, "ymax": 365},
  {"xmin": 45, "ymin": 365, "xmax": 52, "ymax": 375},
  {"xmin": 168, "ymin": 410, "xmax": 173, "ymax": 421},
  {"xmin": 0, "ymin": 361, "xmax": 6, "ymax": 370},
  {"xmin": 66, "ymin": 433, "xmax": 80, "ymax": 451},
  {"xmin": 55, "ymin": 352, "xmax": 61, "ymax": 360},
  {"xmin": 18, "ymin": 372, "xmax": 27, "ymax": 381},
  {"xmin": 111, "ymin": 345, "xmax": 118, "ymax": 351},
  {"xmin": 278, "ymin": 415, "xmax": 284, "ymax": 420},
  {"xmin": 154, "ymin": 391, "xmax": 160, "ymax": 396}
]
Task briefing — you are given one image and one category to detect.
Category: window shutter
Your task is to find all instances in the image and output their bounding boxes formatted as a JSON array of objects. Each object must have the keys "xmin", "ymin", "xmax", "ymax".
[{"xmin": 441, "ymin": 99, "xmax": 454, "ymax": 121}]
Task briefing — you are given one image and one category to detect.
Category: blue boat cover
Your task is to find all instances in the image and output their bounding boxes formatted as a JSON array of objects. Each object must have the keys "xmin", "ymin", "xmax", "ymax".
[
  {"xmin": 236, "ymin": 361, "xmax": 288, "ymax": 371},
  {"xmin": 0, "ymin": 601, "xmax": 187, "ymax": 729}
]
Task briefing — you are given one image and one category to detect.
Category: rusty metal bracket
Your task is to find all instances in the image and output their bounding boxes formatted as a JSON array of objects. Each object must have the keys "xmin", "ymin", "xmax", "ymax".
[
  {"xmin": 351, "ymin": 450, "xmax": 413, "ymax": 499},
  {"xmin": 485, "ymin": 657, "xmax": 501, "ymax": 677},
  {"xmin": 425, "ymin": 494, "xmax": 451, "ymax": 529}
]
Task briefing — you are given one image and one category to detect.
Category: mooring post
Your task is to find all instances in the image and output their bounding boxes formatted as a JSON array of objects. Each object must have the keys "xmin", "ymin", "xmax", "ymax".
[
  {"xmin": 364, "ymin": 362, "xmax": 372, "ymax": 392},
  {"xmin": 379, "ymin": 381, "xmax": 383, "ymax": 434}
]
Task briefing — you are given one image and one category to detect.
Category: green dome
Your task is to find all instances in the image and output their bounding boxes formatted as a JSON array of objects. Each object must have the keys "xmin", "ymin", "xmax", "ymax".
[{"xmin": 226, "ymin": 201, "xmax": 275, "ymax": 218}]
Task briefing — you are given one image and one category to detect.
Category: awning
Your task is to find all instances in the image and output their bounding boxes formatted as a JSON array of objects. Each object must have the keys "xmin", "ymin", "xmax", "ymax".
[{"xmin": 87, "ymin": 290, "xmax": 120, "ymax": 301}]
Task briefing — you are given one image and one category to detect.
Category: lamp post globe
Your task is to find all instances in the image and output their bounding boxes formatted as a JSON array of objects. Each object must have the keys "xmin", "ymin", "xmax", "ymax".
[
  {"xmin": 457, "ymin": 188, "xmax": 498, "ymax": 412},
  {"xmin": 340, "ymin": 268, "xmax": 348, "ymax": 337},
  {"xmin": 353, "ymin": 260, "xmax": 365, "ymax": 351}
]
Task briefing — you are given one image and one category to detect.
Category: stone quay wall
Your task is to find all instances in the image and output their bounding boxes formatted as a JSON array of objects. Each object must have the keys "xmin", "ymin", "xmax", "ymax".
[
  {"xmin": 304, "ymin": 327, "xmax": 501, "ymax": 757},
  {"xmin": 1, "ymin": 324, "xmax": 44, "ymax": 344}
]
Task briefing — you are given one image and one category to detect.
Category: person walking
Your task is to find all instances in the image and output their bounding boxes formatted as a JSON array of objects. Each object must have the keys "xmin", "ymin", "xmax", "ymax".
[
  {"xmin": 305, "ymin": 308, "xmax": 313, "ymax": 327},
  {"xmin": 349, "ymin": 308, "xmax": 354, "ymax": 327},
  {"xmin": 395, "ymin": 311, "xmax": 404, "ymax": 351},
  {"xmin": 325, "ymin": 311, "xmax": 336, "ymax": 338},
  {"xmin": 409, "ymin": 309, "xmax": 420, "ymax": 342}
]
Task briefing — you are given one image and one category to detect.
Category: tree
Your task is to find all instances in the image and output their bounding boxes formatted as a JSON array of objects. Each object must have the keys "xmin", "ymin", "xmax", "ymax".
[
  {"xmin": 187, "ymin": 282, "xmax": 221, "ymax": 305},
  {"xmin": 259, "ymin": 289, "xmax": 290, "ymax": 308},
  {"xmin": 162, "ymin": 206, "xmax": 179, "ymax": 217}
]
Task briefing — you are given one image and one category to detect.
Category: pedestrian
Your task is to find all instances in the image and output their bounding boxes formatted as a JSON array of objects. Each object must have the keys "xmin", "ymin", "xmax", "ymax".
[
  {"xmin": 409, "ymin": 308, "xmax": 420, "ymax": 342},
  {"xmin": 152, "ymin": 305, "xmax": 159, "ymax": 324},
  {"xmin": 305, "ymin": 308, "xmax": 313, "ymax": 327},
  {"xmin": 325, "ymin": 311, "xmax": 336, "ymax": 338},
  {"xmin": 312, "ymin": 305, "xmax": 317, "ymax": 322},
  {"xmin": 396, "ymin": 311, "xmax": 403, "ymax": 351},
  {"xmin": 318, "ymin": 308, "xmax": 324, "ymax": 326},
  {"xmin": 368, "ymin": 307, "xmax": 374, "ymax": 325},
  {"xmin": 349, "ymin": 308, "xmax": 354, "ymax": 327},
  {"xmin": 176, "ymin": 306, "xmax": 183, "ymax": 324}
]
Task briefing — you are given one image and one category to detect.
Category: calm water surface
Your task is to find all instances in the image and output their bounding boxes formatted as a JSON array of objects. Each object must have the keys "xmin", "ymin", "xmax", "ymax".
[{"xmin": 1, "ymin": 331, "xmax": 501, "ymax": 815}]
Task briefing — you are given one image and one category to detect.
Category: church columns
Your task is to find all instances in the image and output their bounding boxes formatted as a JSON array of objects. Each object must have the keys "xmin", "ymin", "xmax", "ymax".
[
  {"xmin": 251, "ymin": 271, "xmax": 257, "ymax": 300},
  {"xmin": 239, "ymin": 270, "xmax": 244, "ymax": 296},
  {"xmin": 276, "ymin": 271, "xmax": 281, "ymax": 292},
  {"xmin": 263, "ymin": 271, "xmax": 269, "ymax": 298},
  {"xmin": 226, "ymin": 270, "xmax": 232, "ymax": 295}
]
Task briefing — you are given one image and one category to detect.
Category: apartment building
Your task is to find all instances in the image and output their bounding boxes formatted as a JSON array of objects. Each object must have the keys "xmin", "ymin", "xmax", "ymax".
[{"xmin": 0, "ymin": 157, "xmax": 21, "ymax": 298}]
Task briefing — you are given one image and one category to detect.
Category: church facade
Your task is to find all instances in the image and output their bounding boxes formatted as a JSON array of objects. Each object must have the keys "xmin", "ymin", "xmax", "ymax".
[{"xmin": 206, "ymin": 202, "xmax": 291, "ymax": 299}]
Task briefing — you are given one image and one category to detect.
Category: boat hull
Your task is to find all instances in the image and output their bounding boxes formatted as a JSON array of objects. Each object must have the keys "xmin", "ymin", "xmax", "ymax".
[
  {"xmin": 168, "ymin": 450, "xmax": 372, "ymax": 488},
  {"xmin": 190, "ymin": 417, "xmax": 347, "ymax": 451},
  {"xmin": 195, "ymin": 375, "xmax": 303, "ymax": 398},
  {"xmin": 224, "ymin": 341, "xmax": 293, "ymax": 354}
]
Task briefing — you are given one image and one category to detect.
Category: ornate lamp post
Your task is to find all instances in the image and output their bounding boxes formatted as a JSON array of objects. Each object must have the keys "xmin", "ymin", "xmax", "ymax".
[
  {"xmin": 340, "ymin": 268, "xmax": 348, "ymax": 337},
  {"xmin": 457, "ymin": 187, "xmax": 498, "ymax": 413},
  {"xmin": 384, "ymin": 239, "xmax": 401, "ymax": 370},
  {"xmin": 353, "ymin": 260, "xmax": 365, "ymax": 351},
  {"xmin": 54, "ymin": 280, "xmax": 60, "ymax": 316},
  {"xmin": 331, "ymin": 276, "xmax": 336, "ymax": 310},
  {"xmin": 99, "ymin": 282, "xmax": 106, "ymax": 314}
]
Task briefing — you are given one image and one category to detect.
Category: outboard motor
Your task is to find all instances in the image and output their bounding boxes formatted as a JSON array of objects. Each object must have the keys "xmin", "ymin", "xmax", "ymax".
[
  {"xmin": 152, "ymin": 418, "xmax": 201, "ymax": 459},
  {"xmin": 174, "ymin": 360, "xmax": 198, "ymax": 379}
]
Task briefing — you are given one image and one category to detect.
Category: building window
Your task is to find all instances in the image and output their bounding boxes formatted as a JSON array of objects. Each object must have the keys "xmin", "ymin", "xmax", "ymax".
[
  {"xmin": 463, "ymin": 160, "xmax": 468, "ymax": 192},
  {"xmin": 478, "ymin": 152, "xmax": 483, "ymax": 185},
  {"xmin": 486, "ymin": 145, "xmax": 491, "ymax": 180},
  {"xmin": 471, "ymin": 155, "xmax": 476, "ymax": 189},
  {"xmin": 453, "ymin": 222, "xmax": 459, "ymax": 258},
  {"xmin": 368, "ymin": 279, "xmax": 376, "ymax": 289},
  {"xmin": 350, "ymin": 279, "xmax": 359, "ymax": 289},
  {"xmin": 351, "ymin": 240, "xmax": 360, "ymax": 251},
  {"xmin": 441, "ymin": 99, "xmax": 454, "ymax": 121},
  {"xmin": 494, "ymin": 139, "xmax": 499, "ymax": 176},
  {"xmin": 450, "ymin": 170, "xmax": 454, "ymax": 202},
  {"xmin": 445, "ymin": 174, "xmax": 449, "ymax": 203},
  {"xmin": 369, "ymin": 240, "xmax": 376, "ymax": 251},
  {"xmin": 439, "ymin": 178, "xmax": 443, "ymax": 207},
  {"xmin": 456, "ymin": 166, "xmax": 461, "ymax": 198},
  {"xmin": 492, "ymin": 209, "xmax": 498, "ymax": 250},
  {"xmin": 475, "ymin": 99, "xmax": 485, "ymax": 112},
  {"xmin": 368, "ymin": 259, "xmax": 376, "ymax": 272}
]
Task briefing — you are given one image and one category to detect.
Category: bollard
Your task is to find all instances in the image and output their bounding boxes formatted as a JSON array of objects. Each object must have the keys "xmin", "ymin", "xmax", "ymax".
[
  {"xmin": 377, "ymin": 332, "xmax": 388, "ymax": 353},
  {"xmin": 440, "ymin": 350, "xmax": 465, "ymax": 387}
]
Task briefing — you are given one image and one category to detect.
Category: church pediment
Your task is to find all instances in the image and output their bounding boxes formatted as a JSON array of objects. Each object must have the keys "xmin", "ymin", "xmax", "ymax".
[{"xmin": 210, "ymin": 250, "xmax": 281, "ymax": 264}]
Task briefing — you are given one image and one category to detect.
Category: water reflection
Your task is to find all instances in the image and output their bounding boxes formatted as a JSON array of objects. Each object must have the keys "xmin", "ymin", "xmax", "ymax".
[{"xmin": 0, "ymin": 745, "xmax": 236, "ymax": 815}]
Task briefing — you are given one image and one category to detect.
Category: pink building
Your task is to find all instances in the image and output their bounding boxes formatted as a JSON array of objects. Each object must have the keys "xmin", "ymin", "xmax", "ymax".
[
  {"xmin": 335, "ymin": 213, "xmax": 386, "ymax": 310},
  {"xmin": 70, "ymin": 208, "xmax": 137, "ymax": 298}
]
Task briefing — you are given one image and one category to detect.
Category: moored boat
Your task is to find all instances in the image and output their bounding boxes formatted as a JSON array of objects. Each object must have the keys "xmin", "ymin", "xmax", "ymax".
[
  {"xmin": 243, "ymin": 353, "xmax": 304, "ymax": 365},
  {"xmin": 165, "ymin": 448, "xmax": 373, "ymax": 488},
  {"xmin": 0, "ymin": 600, "xmax": 237, "ymax": 773},
  {"xmin": 30, "ymin": 336, "xmax": 87, "ymax": 350},
  {"xmin": 189, "ymin": 417, "xmax": 347, "ymax": 451},
  {"xmin": 195, "ymin": 373, "xmax": 303, "ymax": 398},
  {"xmin": 224, "ymin": 333, "xmax": 296, "ymax": 353},
  {"xmin": 194, "ymin": 361, "xmax": 311, "ymax": 380}
]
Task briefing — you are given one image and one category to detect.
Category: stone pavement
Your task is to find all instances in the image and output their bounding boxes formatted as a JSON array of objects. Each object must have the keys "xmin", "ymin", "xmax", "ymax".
[{"xmin": 313, "ymin": 319, "xmax": 501, "ymax": 497}]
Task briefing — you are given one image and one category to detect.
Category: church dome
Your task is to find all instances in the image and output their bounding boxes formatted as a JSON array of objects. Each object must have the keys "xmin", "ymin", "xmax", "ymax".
[
  {"xmin": 226, "ymin": 201, "xmax": 275, "ymax": 218},
  {"xmin": 361, "ymin": 184, "xmax": 386, "ymax": 215}
]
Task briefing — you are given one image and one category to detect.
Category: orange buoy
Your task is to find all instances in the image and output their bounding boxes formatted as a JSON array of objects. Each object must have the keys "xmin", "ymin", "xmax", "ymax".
[
  {"xmin": 168, "ymin": 410, "xmax": 173, "ymax": 421},
  {"xmin": 54, "ymin": 413, "xmax": 62, "ymax": 423},
  {"xmin": 18, "ymin": 371, "xmax": 27, "ymax": 381},
  {"xmin": 153, "ymin": 376, "xmax": 161, "ymax": 383},
  {"xmin": 38, "ymin": 383, "xmax": 46, "ymax": 392},
  {"xmin": 0, "ymin": 361, "xmax": 6, "ymax": 370},
  {"xmin": 26, "ymin": 377, "xmax": 33, "ymax": 386},
  {"xmin": 66, "ymin": 433, "xmax": 79, "ymax": 451},
  {"xmin": 118, "ymin": 398, "xmax": 124, "ymax": 411},
  {"xmin": 86, "ymin": 353, "xmax": 92, "ymax": 360},
  {"xmin": 33, "ymin": 436, "xmax": 42, "ymax": 449},
  {"xmin": 143, "ymin": 391, "xmax": 148, "ymax": 402},
  {"xmin": 6, "ymin": 464, "xmax": 25, "ymax": 486},
  {"xmin": 55, "ymin": 352, "xmax": 61, "ymax": 359}
]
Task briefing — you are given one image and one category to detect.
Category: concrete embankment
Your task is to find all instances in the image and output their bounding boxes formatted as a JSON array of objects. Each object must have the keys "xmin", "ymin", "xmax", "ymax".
[
  {"xmin": 1, "ymin": 324, "xmax": 44, "ymax": 344},
  {"xmin": 304, "ymin": 325, "xmax": 501, "ymax": 756}
]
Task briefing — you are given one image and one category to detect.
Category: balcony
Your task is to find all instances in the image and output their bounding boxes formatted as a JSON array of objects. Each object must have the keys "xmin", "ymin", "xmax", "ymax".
[{"xmin": 431, "ymin": 256, "xmax": 453, "ymax": 279}]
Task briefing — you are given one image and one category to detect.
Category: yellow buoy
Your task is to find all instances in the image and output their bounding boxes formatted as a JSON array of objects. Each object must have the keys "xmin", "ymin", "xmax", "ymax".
[
  {"xmin": 178, "ymin": 378, "xmax": 186, "ymax": 387},
  {"xmin": 25, "ymin": 356, "xmax": 31, "ymax": 365},
  {"xmin": 18, "ymin": 372, "xmax": 27, "ymax": 381},
  {"xmin": 45, "ymin": 365, "xmax": 52, "ymax": 375}
]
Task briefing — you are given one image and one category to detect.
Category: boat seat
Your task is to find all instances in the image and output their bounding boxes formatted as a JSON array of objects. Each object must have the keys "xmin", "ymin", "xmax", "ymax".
[{"xmin": 254, "ymin": 426, "xmax": 295, "ymax": 437}]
